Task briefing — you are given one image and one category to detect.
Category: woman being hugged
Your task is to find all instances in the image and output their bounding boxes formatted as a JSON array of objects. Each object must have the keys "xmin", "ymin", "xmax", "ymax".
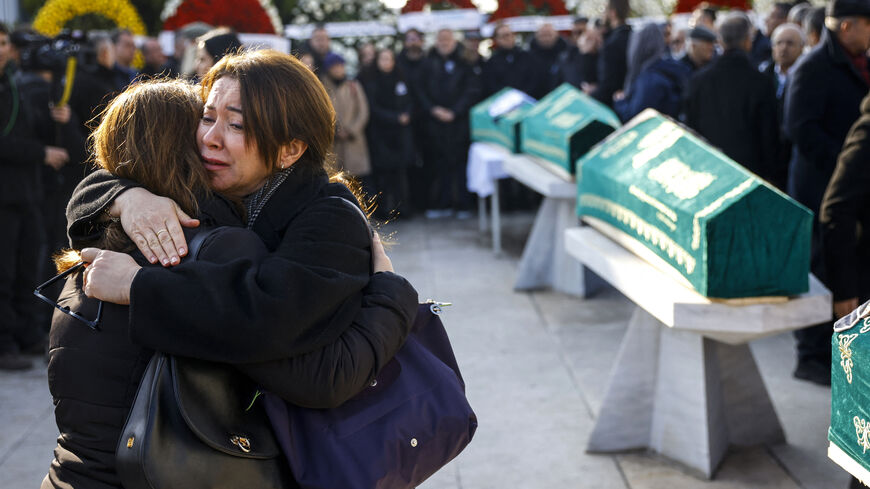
[{"xmin": 47, "ymin": 53, "xmax": 417, "ymax": 489}]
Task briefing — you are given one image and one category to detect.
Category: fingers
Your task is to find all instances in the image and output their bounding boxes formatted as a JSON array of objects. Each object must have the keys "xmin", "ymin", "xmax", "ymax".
[
  {"xmin": 80, "ymin": 248, "xmax": 99, "ymax": 263},
  {"xmin": 371, "ymin": 232, "xmax": 394, "ymax": 273}
]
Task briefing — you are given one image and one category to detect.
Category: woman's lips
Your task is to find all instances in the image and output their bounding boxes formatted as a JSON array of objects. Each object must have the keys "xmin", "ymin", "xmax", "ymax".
[{"xmin": 201, "ymin": 156, "xmax": 229, "ymax": 171}]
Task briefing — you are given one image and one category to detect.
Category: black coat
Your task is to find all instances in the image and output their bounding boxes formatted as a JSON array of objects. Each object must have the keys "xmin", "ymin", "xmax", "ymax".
[
  {"xmin": 528, "ymin": 36, "xmax": 569, "ymax": 98},
  {"xmin": 684, "ymin": 50, "xmax": 780, "ymax": 184},
  {"xmin": 364, "ymin": 69, "xmax": 415, "ymax": 170},
  {"xmin": 784, "ymin": 28, "xmax": 870, "ymax": 216},
  {"xmin": 481, "ymin": 47, "xmax": 538, "ymax": 99},
  {"xmin": 555, "ymin": 46, "xmax": 598, "ymax": 89},
  {"xmin": 417, "ymin": 46, "xmax": 480, "ymax": 145},
  {"xmin": 761, "ymin": 62, "xmax": 792, "ymax": 190},
  {"xmin": 0, "ymin": 67, "xmax": 44, "ymax": 205},
  {"xmin": 51, "ymin": 174, "xmax": 419, "ymax": 488},
  {"xmin": 820, "ymin": 93, "xmax": 870, "ymax": 302},
  {"xmin": 591, "ymin": 24, "xmax": 632, "ymax": 107}
]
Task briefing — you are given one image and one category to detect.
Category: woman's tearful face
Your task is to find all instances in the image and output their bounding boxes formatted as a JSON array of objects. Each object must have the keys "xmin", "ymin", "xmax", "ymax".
[{"xmin": 197, "ymin": 77, "xmax": 271, "ymax": 198}]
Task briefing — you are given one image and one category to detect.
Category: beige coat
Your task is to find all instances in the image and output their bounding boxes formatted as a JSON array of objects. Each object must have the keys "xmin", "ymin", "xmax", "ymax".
[{"xmin": 323, "ymin": 77, "xmax": 371, "ymax": 176}]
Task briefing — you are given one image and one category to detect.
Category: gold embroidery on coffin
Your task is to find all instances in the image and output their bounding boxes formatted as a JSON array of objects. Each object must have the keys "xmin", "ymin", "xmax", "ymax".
[
  {"xmin": 855, "ymin": 416, "xmax": 870, "ymax": 453},
  {"xmin": 691, "ymin": 178, "xmax": 755, "ymax": 251},
  {"xmin": 472, "ymin": 129, "xmax": 512, "ymax": 146},
  {"xmin": 628, "ymin": 185, "xmax": 678, "ymax": 231},
  {"xmin": 579, "ymin": 194, "xmax": 696, "ymax": 274},
  {"xmin": 841, "ymin": 333, "xmax": 860, "ymax": 384},
  {"xmin": 631, "ymin": 121, "xmax": 683, "ymax": 169},
  {"xmin": 523, "ymin": 139, "xmax": 567, "ymax": 162},
  {"xmin": 647, "ymin": 158, "xmax": 717, "ymax": 201},
  {"xmin": 860, "ymin": 317, "xmax": 870, "ymax": 334}
]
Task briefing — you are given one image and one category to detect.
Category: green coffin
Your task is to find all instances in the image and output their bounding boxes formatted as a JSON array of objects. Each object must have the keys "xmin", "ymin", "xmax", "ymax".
[
  {"xmin": 831, "ymin": 321, "xmax": 870, "ymax": 479},
  {"xmin": 470, "ymin": 88, "xmax": 536, "ymax": 153},
  {"xmin": 519, "ymin": 83, "xmax": 620, "ymax": 175},
  {"xmin": 576, "ymin": 109, "xmax": 812, "ymax": 298}
]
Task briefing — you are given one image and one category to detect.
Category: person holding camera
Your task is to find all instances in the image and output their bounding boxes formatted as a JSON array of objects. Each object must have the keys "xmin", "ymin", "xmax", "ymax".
[{"xmin": 0, "ymin": 24, "xmax": 70, "ymax": 370}]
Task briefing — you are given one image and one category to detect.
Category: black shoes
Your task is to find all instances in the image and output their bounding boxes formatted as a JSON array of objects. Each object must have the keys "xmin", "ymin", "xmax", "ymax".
[{"xmin": 793, "ymin": 358, "xmax": 831, "ymax": 386}]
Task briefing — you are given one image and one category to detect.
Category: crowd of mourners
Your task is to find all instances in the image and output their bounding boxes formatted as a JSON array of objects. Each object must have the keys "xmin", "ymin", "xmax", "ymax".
[{"xmin": 2, "ymin": 0, "xmax": 870, "ymax": 386}]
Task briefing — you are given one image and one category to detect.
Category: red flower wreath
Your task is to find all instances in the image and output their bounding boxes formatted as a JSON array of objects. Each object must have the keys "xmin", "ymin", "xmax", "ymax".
[
  {"xmin": 673, "ymin": 0, "xmax": 750, "ymax": 14},
  {"xmin": 401, "ymin": 0, "xmax": 477, "ymax": 14},
  {"xmin": 488, "ymin": 0, "xmax": 569, "ymax": 21},
  {"xmin": 164, "ymin": 0, "xmax": 278, "ymax": 34}
]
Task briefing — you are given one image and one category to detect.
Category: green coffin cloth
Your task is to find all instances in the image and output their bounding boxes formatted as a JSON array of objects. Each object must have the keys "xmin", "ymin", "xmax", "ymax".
[
  {"xmin": 519, "ymin": 83, "xmax": 620, "ymax": 175},
  {"xmin": 470, "ymin": 88, "xmax": 536, "ymax": 153},
  {"xmin": 576, "ymin": 109, "xmax": 812, "ymax": 298},
  {"xmin": 831, "ymin": 324, "xmax": 870, "ymax": 479}
]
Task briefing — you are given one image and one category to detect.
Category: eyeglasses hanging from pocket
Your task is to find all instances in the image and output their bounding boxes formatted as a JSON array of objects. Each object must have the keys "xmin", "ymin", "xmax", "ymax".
[{"xmin": 34, "ymin": 261, "xmax": 103, "ymax": 330}]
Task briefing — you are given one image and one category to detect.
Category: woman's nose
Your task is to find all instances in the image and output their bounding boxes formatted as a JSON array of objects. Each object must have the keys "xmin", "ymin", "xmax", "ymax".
[{"xmin": 201, "ymin": 123, "xmax": 222, "ymax": 149}]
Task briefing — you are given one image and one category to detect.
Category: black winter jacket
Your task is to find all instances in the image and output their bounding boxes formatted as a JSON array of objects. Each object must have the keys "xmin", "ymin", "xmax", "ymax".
[
  {"xmin": 0, "ymin": 66, "xmax": 44, "ymax": 205},
  {"xmin": 50, "ymin": 170, "xmax": 419, "ymax": 488},
  {"xmin": 363, "ymin": 69, "xmax": 415, "ymax": 170},
  {"xmin": 684, "ymin": 50, "xmax": 780, "ymax": 185},
  {"xmin": 481, "ymin": 47, "xmax": 538, "ymax": 99},
  {"xmin": 820, "ymin": 93, "xmax": 870, "ymax": 302},
  {"xmin": 591, "ymin": 24, "xmax": 632, "ymax": 107},
  {"xmin": 784, "ymin": 28, "xmax": 870, "ymax": 216}
]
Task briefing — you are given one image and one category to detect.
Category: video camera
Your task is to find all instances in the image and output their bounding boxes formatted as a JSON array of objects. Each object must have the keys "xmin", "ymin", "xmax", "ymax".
[{"xmin": 13, "ymin": 31, "xmax": 93, "ymax": 75}]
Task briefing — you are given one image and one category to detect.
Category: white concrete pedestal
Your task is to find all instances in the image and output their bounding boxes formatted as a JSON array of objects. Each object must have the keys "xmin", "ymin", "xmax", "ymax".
[
  {"xmin": 503, "ymin": 154, "xmax": 603, "ymax": 297},
  {"xmin": 565, "ymin": 226, "xmax": 832, "ymax": 478}
]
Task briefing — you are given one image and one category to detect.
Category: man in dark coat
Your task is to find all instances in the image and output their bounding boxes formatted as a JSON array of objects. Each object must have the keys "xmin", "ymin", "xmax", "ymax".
[
  {"xmin": 820, "ymin": 93, "xmax": 870, "ymax": 335},
  {"xmin": 590, "ymin": 0, "xmax": 632, "ymax": 107},
  {"xmin": 0, "ymin": 24, "xmax": 69, "ymax": 370},
  {"xmin": 481, "ymin": 23, "xmax": 537, "ymax": 98},
  {"xmin": 556, "ymin": 21, "xmax": 602, "ymax": 90},
  {"xmin": 684, "ymin": 12, "xmax": 780, "ymax": 185},
  {"xmin": 417, "ymin": 29, "xmax": 480, "ymax": 217},
  {"xmin": 529, "ymin": 23, "xmax": 569, "ymax": 98},
  {"xmin": 784, "ymin": 0, "xmax": 870, "ymax": 385},
  {"xmin": 751, "ymin": 2, "xmax": 792, "ymax": 67},
  {"xmin": 678, "ymin": 26, "xmax": 717, "ymax": 73},
  {"xmin": 397, "ymin": 28, "xmax": 429, "ymax": 214},
  {"xmin": 760, "ymin": 23, "xmax": 805, "ymax": 190}
]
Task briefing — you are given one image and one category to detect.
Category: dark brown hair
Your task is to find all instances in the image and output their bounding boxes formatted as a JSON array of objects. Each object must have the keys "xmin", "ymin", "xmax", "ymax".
[
  {"xmin": 55, "ymin": 79, "xmax": 211, "ymax": 272},
  {"xmin": 200, "ymin": 49, "xmax": 336, "ymax": 177}
]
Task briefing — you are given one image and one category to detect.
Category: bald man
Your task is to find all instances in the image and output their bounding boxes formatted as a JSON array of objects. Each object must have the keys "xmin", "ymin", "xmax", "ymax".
[
  {"xmin": 762, "ymin": 23, "xmax": 805, "ymax": 98},
  {"xmin": 529, "ymin": 23, "xmax": 568, "ymax": 97}
]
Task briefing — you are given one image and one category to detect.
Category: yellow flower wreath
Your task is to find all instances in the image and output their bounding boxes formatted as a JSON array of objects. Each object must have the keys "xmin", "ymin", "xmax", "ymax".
[{"xmin": 32, "ymin": 0, "xmax": 147, "ymax": 68}]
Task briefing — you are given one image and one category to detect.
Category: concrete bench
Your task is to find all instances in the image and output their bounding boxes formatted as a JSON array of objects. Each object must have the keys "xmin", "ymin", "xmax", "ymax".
[
  {"xmin": 565, "ymin": 224, "xmax": 832, "ymax": 478},
  {"xmin": 502, "ymin": 153, "xmax": 601, "ymax": 297}
]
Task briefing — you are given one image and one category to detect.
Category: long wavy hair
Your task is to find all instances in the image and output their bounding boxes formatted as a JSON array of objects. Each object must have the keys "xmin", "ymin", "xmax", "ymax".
[{"xmin": 55, "ymin": 79, "xmax": 212, "ymax": 272}]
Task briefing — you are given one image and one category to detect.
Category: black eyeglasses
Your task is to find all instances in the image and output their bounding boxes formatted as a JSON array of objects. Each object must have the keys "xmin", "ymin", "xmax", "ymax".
[{"xmin": 34, "ymin": 261, "xmax": 103, "ymax": 330}]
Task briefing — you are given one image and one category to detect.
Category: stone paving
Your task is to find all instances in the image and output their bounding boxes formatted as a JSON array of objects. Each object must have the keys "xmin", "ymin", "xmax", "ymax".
[{"xmin": 0, "ymin": 212, "xmax": 851, "ymax": 488}]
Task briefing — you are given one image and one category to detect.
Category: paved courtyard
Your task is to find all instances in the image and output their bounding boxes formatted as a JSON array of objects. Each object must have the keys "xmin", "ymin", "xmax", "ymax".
[{"xmin": 0, "ymin": 212, "xmax": 850, "ymax": 488}]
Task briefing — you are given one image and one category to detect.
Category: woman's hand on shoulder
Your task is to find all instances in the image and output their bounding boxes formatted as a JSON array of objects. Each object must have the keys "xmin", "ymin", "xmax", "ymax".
[
  {"xmin": 110, "ymin": 188, "xmax": 200, "ymax": 266},
  {"xmin": 81, "ymin": 248, "xmax": 142, "ymax": 305},
  {"xmin": 372, "ymin": 232, "xmax": 394, "ymax": 273}
]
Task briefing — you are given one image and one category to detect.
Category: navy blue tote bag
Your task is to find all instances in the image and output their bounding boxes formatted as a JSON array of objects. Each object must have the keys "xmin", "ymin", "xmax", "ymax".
[{"xmin": 263, "ymin": 301, "xmax": 477, "ymax": 489}]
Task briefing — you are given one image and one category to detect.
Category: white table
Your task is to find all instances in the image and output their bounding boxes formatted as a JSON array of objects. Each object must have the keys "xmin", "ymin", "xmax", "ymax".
[
  {"xmin": 502, "ymin": 153, "xmax": 602, "ymax": 297},
  {"xmin": 466, "ymin": 142, "xmax": 511, "ymax": 254},
  {"xmin": 565, "ymin": 225, "xmax": 832, "ymax": 478}
]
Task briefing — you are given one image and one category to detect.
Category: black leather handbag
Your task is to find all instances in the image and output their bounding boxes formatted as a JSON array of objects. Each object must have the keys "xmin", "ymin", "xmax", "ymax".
[{"xmin": 115, "ymin": 228, "xmax": 293, "ymax": 489}]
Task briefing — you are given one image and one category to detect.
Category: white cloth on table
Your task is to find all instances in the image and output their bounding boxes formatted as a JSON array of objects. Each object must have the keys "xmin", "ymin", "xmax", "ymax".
[{"xmin": 466, "ymin": 142, "xmax": 511, "ymax": 198}]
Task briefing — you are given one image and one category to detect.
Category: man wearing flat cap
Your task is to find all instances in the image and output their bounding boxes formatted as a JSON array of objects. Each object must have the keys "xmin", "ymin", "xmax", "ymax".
[
  {"xmin": 679, "ymin": 26, "xmax": 717, "ymax": 73},
  {"xmin": 784, "ymin": 0, "xmax": 870, "ymax": 385}
]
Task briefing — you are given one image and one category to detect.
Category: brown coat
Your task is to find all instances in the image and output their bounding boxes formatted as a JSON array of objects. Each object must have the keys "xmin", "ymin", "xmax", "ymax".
[{"xmin": 323, "ymin": 77, "xmax": 371, "ymax": 176}]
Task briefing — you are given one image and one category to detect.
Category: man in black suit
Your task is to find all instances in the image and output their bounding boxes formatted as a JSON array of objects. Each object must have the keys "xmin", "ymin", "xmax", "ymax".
[
  {"xmin": 678, "ymin": 26, "xmax": 717, "ymax": 73},
  {"xmin": 760, "ymin": 23, "xmax": 805, "ymax": 190},
  {"xmin": 784, "ymin": 0, "xmax": 870, "ymax": 385},
  {"xmin": 589, "ymin": 0, "xmax": 632, "ymax": 107},
  {"xmin": 684, "ymin": 12, "xmax": 780, "ymax": 184}
]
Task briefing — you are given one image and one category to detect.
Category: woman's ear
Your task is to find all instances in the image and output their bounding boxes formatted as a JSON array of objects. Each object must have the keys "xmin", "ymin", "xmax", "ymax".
[{"xmin": 279, "ymin": 139, "xmax": 308, "ymax": 169}]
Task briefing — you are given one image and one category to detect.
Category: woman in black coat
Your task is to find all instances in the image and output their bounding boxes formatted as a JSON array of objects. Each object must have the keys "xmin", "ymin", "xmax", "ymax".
[
  {"xmin": 45, "ymin": 56, "xmax": 417, "ymax": 488},
  {"xmin": 364, "ymin": 49, "xmax": 415, "ymax": 218}
]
